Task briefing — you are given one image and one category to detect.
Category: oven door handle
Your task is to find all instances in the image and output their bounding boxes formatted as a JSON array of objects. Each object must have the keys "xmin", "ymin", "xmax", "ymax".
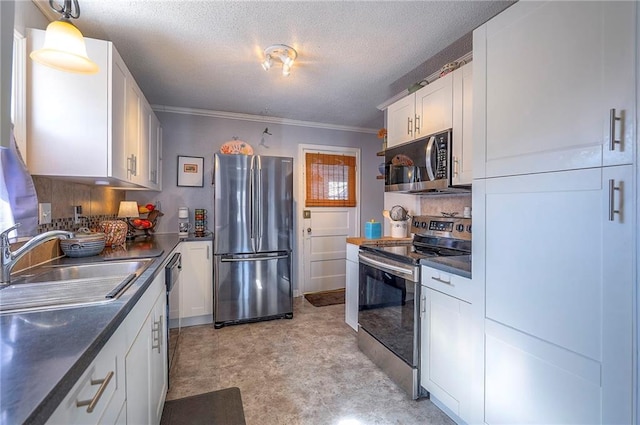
[{"xmin": 358, "ymin": 253, "xmax": 414, "ymax": 276}]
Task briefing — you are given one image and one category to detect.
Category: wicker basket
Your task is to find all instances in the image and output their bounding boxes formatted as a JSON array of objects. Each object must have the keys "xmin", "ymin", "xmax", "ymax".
[{"xmin": 100, "ymin": 220, "xmax": 128, "ymax": 247}]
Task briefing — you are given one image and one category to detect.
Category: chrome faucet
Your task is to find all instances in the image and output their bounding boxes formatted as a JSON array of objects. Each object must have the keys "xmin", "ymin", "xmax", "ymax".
[{"xmin": 1, "ymin": 224, "xmax": 74, "ymax": 285}]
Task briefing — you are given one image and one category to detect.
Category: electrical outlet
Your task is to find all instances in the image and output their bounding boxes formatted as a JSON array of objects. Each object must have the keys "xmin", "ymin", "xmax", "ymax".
[{"xmin": 39, "ymin": 203, "xmax": 52, "ymax": 224}]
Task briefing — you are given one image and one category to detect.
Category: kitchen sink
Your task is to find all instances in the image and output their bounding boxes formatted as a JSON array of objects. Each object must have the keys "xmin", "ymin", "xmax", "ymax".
[
  {"xmin": 11, "ymin": 260, "xmax": 154, "ymax": 284},
  {"xmin": 0, "ymin": 259, "xmax": 154, "ymax": 314}
]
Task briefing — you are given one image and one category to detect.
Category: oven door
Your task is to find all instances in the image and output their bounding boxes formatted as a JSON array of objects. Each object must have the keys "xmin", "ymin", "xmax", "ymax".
[{"xmin": 358, "ymin": 251, "xmax": 420, "ymax": 367}]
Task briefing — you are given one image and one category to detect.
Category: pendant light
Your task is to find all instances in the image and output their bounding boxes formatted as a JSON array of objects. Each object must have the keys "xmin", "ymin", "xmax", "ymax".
[{"xmin": 30, "ymin": 0, "xmax": 99, "ymax": 74}]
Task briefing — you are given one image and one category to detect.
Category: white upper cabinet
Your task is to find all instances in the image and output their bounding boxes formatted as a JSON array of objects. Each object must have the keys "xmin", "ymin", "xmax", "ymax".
[
  {"xmin": 386, "ymin": 73, "xmax": 454, "ymax": 148},
  {"xmin": 387, "ymin": 94, "xmax": 416, "ymax": 148},
  {"xmin": 26, "ymin": 29, "xmax": 161, "ymax": 190},
  {"xmin": 147, "ymin": 112, "xmax": 162, "ymax": 191},
  {"xmin": 452, "ymin": 62, "xmax": 473, "ymax": 186},
  {"xmin": 473, "ymin": 1, "xmax": 636, "ymax": 178},
  {"xmin": 415, "ymin": 72, "xmax": 453, "ymax": 139}
]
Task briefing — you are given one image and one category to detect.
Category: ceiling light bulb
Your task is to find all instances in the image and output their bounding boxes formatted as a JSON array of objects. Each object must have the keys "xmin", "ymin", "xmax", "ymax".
[
  {"xmin": 281, "ymin": 51, "xmax": 294, "ymax": 68},
  {"xmin": 282, "ymin": 64, "xmax": 291, "ymax": 77},
  {"xmin": 261, "ymin": 54, "xmax": 273, "ymax": 71}
]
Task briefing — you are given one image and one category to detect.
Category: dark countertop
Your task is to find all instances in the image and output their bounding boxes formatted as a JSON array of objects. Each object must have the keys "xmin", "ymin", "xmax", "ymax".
[
  {"xmin": 420, "ymin": 254, "xmax": 472, "ymax": 279},
  {"xmin": 0, "ymin": 234, "xmax": 183, "ymax": 425}
]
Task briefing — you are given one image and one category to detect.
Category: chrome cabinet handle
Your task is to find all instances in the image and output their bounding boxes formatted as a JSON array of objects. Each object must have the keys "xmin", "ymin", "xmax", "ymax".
[
  {"xmin": 431, "ymin": 276, "xmax": 453, "ymax": 286},
  {"xmin": 453, "ymin": 157, "xmax": 459, "ymax": 177},
  {"xmin": 608, "ymin": 179, "xmax": 621, "ymax": 222},
  {"xmin": 152, "ymin": 316, "xmax": 162, "ymax": 352},
  {"xmin": 407, "ymin": 117, "xmax": 413, "ymax": 136},
  {"xmin": 421, "ymin": 294, "xmax": 426, "ymax": 316},
  {"xmin": 76, "ymin": 371, "xmax": 114, "ymax": 413},
  {"xmin": 609, "ymin": 108, "xmax": 621, "ymax": 151},
  {"xmin": 415, "ymin": 115, "xmax": 420, "ymax": 135}
]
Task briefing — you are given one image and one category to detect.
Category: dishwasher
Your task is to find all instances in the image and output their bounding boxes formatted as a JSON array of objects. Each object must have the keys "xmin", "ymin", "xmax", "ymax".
[{"xmin": 165, "ymin": 252, "xmax": 182, "ymax": 387}]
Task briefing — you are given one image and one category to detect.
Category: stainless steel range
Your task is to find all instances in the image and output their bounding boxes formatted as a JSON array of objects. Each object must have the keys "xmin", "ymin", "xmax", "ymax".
[{"xmin": 357, "ymin": 215, "xmax": 471, "ymax": 399}]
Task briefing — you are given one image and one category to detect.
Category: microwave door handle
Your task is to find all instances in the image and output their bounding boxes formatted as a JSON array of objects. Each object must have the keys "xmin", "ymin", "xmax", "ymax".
[{"xmin": 425, "ymin": 136, "xmax": 436, "ymax": 180}]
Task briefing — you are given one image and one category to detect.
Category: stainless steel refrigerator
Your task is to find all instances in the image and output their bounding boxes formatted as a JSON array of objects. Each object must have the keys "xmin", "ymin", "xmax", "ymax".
[{"xmin": 213, "ymin": 154, "xmax": 294, "ymax": 328}]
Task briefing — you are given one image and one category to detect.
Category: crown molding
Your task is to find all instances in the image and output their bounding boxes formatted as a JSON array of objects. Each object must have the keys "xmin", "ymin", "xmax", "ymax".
[
  {"xmin": 377, "ymin": 51, "xmax": 473, "ymax": 111},
  {"xmin": 151, "ymin": 105, "xmax": 378, "ymax": 135}
]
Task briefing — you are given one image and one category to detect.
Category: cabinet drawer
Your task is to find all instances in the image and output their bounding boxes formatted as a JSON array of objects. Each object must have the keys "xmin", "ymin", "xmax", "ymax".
[
  {"xmin": 421, "ymin": 265, "xmax": 471, "ymax": 303},
  {"xmin": 47, "ymin": 334, "xmax": 125, "ymax": 425}
]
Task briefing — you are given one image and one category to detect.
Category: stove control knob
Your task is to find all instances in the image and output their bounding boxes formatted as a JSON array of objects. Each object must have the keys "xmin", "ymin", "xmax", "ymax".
[
  {"xmin": 421, "ymin": 221, "xmax": 427, "ymax": 228},
  {"xmin": 466, "ymin": 225, "xmax": 472, "ymax": 233},
  {"xmin": 456, "ymin": 224, "xmax": 464, "ymax": 232}
]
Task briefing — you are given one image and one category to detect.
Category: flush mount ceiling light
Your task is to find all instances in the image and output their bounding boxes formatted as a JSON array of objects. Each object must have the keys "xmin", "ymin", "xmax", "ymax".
[
  {"xmin": 30, "ymin": 0, "xmax": 99, "ymax": 74},
  {"xmin": 261, "ymin": 44, "xmax": 298, "ymax": 77}
]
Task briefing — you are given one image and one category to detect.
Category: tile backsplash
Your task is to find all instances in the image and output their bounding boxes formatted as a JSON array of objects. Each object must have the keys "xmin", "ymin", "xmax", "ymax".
[
  {"xmin": 419, "ymin": 194, "xmax": 472, "ymax": 218},
  {"xmin": 32, "ymin": 176, "xmax": 126, "ymax": 233},
  {"xmin": 10, "ymin": 176, "xmax": 126, "ymax": 273}
]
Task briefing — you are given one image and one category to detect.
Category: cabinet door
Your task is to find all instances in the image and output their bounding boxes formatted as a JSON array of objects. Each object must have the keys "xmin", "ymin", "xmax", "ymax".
[
  {"xmin": 415, "ymin": 72, "xmax": 453, "ymax": 138},
  {"xmin": 181, "ymin": 241, "xmax": 213, "ymax": 320},
  {"xmin": 452, "ymin": 63, "xmax": 473, "ymax": 185},
  {"xmin": 147, "ymin": 112, "xmax": 162, "ymax": 190},
  {"xmin": 344, "ymin": 243, "xmax": 359, "ymax": 331},
  {"xmin": 478, "ymin": 165, "xmax": 633, "ymax": 423},
  {"xmin": 125, "ymin": 307, "xmax": 153, "ymax": 425},
  {"xmin": 387, "ymin": 94, "xmax": 416, "ymax": 147},
  {"xmin": 27, "ymin": 29, "xmax": 110, "ymax": 177},
  {"xmin": 420, "ymin": 287, "xmax": 471, "ymax": 420},
  {"xmin": 110, "ymin": 48, "xmax": 129, "ymax": 181},
  {"xmin": 473, "ymin": 1, "xmax": 636, "ymax": 178},
  {"xmin": 138, "ymin": 99, "xmax": 151, "ymax": 188},
  {"xmin": 150, "ymin": 293, "xmax": 168, "ymax": 425},
  {"xmin": 125, "ymin": 77, "xmax": 142, "ymax": 183}
]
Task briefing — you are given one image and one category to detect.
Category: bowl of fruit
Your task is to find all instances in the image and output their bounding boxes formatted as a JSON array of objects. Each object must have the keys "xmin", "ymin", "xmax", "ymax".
[{"xmin": 130, "ymin": 203, "xmax": 164, "ymax": 236}]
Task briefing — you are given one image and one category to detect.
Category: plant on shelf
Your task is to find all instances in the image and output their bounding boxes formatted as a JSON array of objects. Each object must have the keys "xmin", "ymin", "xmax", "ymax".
[{"xmin": 378, "ymin": 128, "xmax": 387, "ymax": 151}]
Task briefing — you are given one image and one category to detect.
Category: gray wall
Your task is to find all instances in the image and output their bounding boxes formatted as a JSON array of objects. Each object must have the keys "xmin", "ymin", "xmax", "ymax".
[{"xmin": 129, "ymin": 111, "xmax": 385, "ymax": 292}]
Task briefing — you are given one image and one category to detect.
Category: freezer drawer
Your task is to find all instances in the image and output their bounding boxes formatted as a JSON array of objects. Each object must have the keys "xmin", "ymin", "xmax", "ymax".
[{"xmin": 214, "ymin": 252, "xmax": 293, "ymax": 328}]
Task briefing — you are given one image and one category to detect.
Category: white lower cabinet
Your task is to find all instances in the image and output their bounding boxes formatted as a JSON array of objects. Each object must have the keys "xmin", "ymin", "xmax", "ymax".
[
  {"xmin": 179, "ymin": 241, "xmax": 213, "ymax": 326},
  {"xmin": 46, "ymin": 325, "xmax": 126, "ymax": 425},
  {"xmin": 420, "ymin": 266, "xmax": 473, "ymax": 424},
  {"xmin": 125, "ymin": 279, "xmax": 167, "ymax": 425},
  {"xmin": 48, "ymin": 264, "xmax": 168, "ymax": 425},
  {"xmin": 345, "ymin": 243, "xmax": 359, "ymax": 331}
]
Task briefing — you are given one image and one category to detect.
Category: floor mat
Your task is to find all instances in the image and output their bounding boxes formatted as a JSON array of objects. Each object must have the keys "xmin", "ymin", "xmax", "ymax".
[
  {"xmin": 304, "ymin": 288, "xmax": 345, "ymax": 307},
  {"xmin": 160, "ymin": 387, "xmax": 246, "ymax": 425}
]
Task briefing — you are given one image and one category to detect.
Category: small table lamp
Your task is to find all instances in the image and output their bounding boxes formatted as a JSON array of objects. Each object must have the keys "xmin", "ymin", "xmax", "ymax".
[{"xmin": 117, "ymin": 201, "xmax": 139, "ymax": 240}]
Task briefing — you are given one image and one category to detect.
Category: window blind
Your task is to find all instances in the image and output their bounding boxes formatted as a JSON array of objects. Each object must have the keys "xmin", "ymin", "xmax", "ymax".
[{"xmin": 305, "ymin": 153, "xmax": 356, "ymax": 207}]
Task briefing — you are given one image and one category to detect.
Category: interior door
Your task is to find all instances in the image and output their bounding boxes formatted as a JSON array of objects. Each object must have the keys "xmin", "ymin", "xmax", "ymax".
[{"xmin": 300, "ymin": 146, "xmax": 359, "ymax": 294}]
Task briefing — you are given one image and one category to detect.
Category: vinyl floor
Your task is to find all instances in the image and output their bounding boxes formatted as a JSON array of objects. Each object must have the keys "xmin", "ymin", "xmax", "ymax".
[{"xmin": 166, "ymin": 297, "xmax": 455, "ymax": 425}]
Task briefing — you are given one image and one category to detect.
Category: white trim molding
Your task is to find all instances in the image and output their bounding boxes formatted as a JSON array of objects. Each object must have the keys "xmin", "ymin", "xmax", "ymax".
[{"xmin": 151, "ymin": 104, "xmax": 378, "ymax": 135}]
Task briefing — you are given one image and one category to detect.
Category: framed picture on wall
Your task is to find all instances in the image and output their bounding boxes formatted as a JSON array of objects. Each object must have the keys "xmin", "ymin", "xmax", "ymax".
[{"xmin": 177, "ymin": 156, "xmax": 204, "ymax": 187}]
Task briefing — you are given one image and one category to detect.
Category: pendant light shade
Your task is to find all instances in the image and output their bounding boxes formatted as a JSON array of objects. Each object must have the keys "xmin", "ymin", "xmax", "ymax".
[{"xmin": 30, "ymin": 20, "xmax": 99, "ymax": 74}]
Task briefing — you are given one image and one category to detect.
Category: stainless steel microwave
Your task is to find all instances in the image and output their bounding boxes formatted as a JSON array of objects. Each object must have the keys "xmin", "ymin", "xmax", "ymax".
[{"xmin": 384, "ymin": 129, "xmax": 470, "ymax": 194}]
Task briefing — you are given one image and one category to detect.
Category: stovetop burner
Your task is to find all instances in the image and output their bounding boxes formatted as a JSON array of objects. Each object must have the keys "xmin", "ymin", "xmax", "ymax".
[{"xmin": 360, "ymin": 215, "xmax": 472, "ymax": 265}]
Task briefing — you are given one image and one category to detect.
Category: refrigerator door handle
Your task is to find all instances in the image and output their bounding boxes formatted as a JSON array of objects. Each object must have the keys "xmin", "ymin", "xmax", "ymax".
[
  {"xmin": 255, "ymin": 155, "xmax": 263, "ymax": 250},
  {"xmin": 250, "ymin": 156, "xmax": 257, "ymax": 251},
  {"xmin": 221, "ymin": 254, "xmax": 289, "ymax": 262}
]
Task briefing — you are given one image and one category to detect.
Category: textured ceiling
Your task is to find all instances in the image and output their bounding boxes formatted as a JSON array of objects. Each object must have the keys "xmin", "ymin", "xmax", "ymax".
[{"xmin": 61, "ymin": 1, "xmax": 513, "ymax": 132}]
